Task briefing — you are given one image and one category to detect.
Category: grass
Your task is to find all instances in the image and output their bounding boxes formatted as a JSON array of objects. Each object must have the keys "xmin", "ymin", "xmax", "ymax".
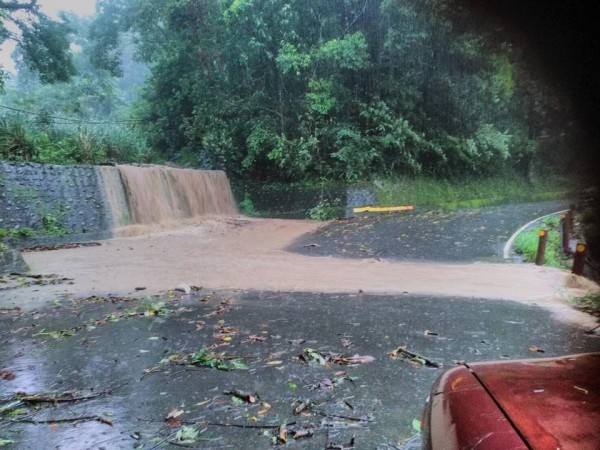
[
  {"xmin": 0, "ymin": 227, "xmax": 35, "ymax": 239},
  {"xmin": 373, "ymin": 175, "xmax": 570, "ymax": 208},
  {"xmin": 571, "ymin": 293, "xmax": 600, "ymax": 318},
  {"xmin": 513, "ymin": 216, "xmax": 568, "ymax": 268}
]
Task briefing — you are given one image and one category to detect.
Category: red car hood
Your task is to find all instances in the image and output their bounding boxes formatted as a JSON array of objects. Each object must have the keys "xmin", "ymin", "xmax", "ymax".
[{"xmin": 468, "ymin": 353, "xmax": 600, "ymax": 450}]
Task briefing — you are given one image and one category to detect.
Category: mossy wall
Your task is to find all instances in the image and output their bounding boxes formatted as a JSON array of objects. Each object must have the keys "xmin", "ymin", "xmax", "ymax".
[{"xmin": 0, "ymin": 162, "xmax": 111, "ymax": 234}]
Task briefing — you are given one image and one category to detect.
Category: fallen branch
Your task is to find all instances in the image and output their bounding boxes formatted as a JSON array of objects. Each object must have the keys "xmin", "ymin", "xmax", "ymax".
[
  {"xmin": 223, "ymin": 390, "xmax": 259, "ymax": 404},
  {"xmin": 314, "ymin": 410, "xmax": 374, "ymax": 423},
  {"xmin": 388, "ymin": 346, "xmax": 442, "ymax": 368},
  {"xmin": 206, "ymin": 421, "xmax": 286, "ymax": 430},
  {"xmin": 13, "ymin": 382, "xmax": 128, "ymax": 404},
  {"xmin": 8, "ymin": 415, "xmax": 111, "ymax": 425},
  {"xmin": 168, "ymin": 443, "xmax": 233, "ymax": 449}
]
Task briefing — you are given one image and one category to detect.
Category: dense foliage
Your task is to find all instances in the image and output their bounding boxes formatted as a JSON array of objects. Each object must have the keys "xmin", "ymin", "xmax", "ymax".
[
  {"xmin": 0, "ymin": 0, "xmax": 577, "ymax": 185},
  {"xmin": 82, "ymin": 0, "xmax": 570, "ymax": 183},
  {"xmin": 0, "ymin": 0, "xmax": 74, "ymax": 85},
  {"xmin": 0, "ymin": 8, "xmax": 150, "ymax": 164}
]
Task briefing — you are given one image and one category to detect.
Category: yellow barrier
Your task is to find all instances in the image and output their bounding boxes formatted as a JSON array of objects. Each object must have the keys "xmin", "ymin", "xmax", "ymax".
[{"xmin": 352, "ymin": 205, "xmax": 414, "ymax": 213}]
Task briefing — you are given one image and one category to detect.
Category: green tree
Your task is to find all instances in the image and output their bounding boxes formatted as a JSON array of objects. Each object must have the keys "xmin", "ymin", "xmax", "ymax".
[
  {"xmin": 86, "ymin": 0, "xmax": 574, "ymax": 183},
  {"xmin": 0, "ymin": 0, "xmax": 75, "ymax": 86}
]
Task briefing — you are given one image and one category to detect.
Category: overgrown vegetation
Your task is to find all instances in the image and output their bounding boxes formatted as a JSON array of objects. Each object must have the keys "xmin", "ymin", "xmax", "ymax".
[
  {"xmin": 239, "ymin": 194, "xmax": 257, "ymax": 217},
  {"xmin": 571, "ymin": 293, "xmax": 600, "ymax": 318},
  {"xmin": 88, "ymin": 0, "xmax": 571, "ymax": 183},
  {"xmin": 374, "ymin": 175, "xmax": 570, "ymax": 207},
  {"xmin": 2, "ymin": 1, "xmax": 598, "ymax": 255},
  {"xmin": 308, "ymin": 199, "xmax": 338, "ymax": 221},
  {"xmin": 1, "ymin": 0, "xmax": 577, "ymax": 186},
  {"xmin": 513, "ymin": 216, "xmax": 567, "ymax": 268},
  {"xmin": 0, "ymin": 227, "xmax": 35, "ymax": 239},
  {"xmin": 0, "ymin": 115, "xmax": 152, "ymax": 165}
]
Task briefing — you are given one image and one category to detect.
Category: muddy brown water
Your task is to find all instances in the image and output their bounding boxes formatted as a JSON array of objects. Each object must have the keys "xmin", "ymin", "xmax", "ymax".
[{"xmin": 2, "ymin": 201, "xmax": 599, "ymax": 449}]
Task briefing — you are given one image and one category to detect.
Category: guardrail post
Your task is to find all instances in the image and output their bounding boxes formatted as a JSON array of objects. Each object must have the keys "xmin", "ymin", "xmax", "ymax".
[
  {"xmin": 535, "ymin": 230, "xmax": 548, "ymax": 266},
  {"xmin": 572, "ymin": 243, "xmax": 587, "ymax": 275},
  {"xmin": 560, "ymin": 213, "xmax": 571, "ymax": 254}
]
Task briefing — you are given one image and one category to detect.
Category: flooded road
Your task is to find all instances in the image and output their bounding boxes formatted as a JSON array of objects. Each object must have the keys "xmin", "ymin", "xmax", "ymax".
[
  {"xmin": 1, "ymin": 290, "xmax": 598, "ymax": 449},
  {"xmin": 1, "ymin": 200, "xmax": 598, "ymax": 449}
]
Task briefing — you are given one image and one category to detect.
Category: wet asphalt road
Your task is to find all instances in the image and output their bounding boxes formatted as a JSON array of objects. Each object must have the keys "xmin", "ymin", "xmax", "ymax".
[
  {"xmin": 0, "ymin": 289, "xmax": 598, "ymax": 450},
  {"xmin": 288, "ymin": 200, "xmax": 569, "ymax": 262},
  {"xmin": 1, "ymin": 200, "xmax": 599, "ymax": 450}
]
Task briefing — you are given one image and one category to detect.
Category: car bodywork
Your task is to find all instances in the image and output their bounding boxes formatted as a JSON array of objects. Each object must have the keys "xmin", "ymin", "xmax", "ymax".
[{"xmin": 421, "ymin": 353, "xmax": 600, "ymax": 449}]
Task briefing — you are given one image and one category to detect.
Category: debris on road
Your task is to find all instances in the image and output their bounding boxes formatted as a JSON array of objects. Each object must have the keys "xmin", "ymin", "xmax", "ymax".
[
  {"xmin": 298, "ymin": 348, "xmax": 375, "ymax": 366},
  {"xmin": 223, "ymin": 390, "xmax": 259, "ymax": 404},
  {"xmin": 388, "ymin": 346, "xmax": 442, "ymax": 368}
]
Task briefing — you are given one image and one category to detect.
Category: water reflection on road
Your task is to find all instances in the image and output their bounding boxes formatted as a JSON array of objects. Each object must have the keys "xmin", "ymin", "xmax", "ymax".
[{"xmin": 1, "ymin": 290, "xmax": 597, "ymax": 449}]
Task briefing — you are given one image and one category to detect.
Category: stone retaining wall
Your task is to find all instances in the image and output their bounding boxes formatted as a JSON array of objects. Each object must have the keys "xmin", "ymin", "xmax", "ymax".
[{"xmin": 0, "ymin": 162, "xmax": 111, "ymax": 233}]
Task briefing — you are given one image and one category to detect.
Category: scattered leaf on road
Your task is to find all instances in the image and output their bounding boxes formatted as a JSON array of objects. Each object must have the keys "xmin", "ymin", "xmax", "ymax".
[
  {"xmin": 165, "ymin": 408, "xmax": 184, "ymax": 427},
  {"xmin": 223, "ymin": 390, "xmax": 259, "ymax": 404},
  {"xmin": 0, "ymin": 370, "xmax": 15, "ymax": 381},
  {"xmin": 388, "ymin": 346, "xmax": 442, "ymax": 368}
]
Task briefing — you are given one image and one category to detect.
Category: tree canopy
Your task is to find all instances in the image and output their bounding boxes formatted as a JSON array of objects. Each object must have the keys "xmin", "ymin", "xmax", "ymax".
[
  {"xmin": 0, "ymin": 0, "xmax": 575, "ymax": 185},
  {"xmin": 0, "ymin": 0, "xmax": 75, "ymax": 86},
  {"xmin": 82, "ymin": 0, "xmax": 569, "ymax": 183}
]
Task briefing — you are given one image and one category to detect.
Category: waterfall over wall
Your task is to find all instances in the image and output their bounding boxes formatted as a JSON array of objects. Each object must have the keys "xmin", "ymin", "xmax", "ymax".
[
  {"xmin": 0, "ymin": 162, "xmax": 237, "ymax": 237},
  {"xmin": 116, "ymin": 165, "xmax": 237, "ymax": 225},
  {"xmin": 96, "ymin": 166, "xmax": 130, "ymax": 229}
]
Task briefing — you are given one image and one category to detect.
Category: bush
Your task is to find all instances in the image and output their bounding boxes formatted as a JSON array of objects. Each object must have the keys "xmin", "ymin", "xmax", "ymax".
[
  {"xmin": 513, "ymin": 216, "xmax": 567, "ymax": 268},
  {"xmin": 0, "ymin": 115, "xmax": 153, "ymax": 165},
  {"xmin": 308, "ymin": 199, "xmax": 337, "ymax": 221},
  {"xmin": 0, "ymin": 119, "xmax": 38, "ymax": 161},
  {"xmin": 239, "ymin": 194, "xmax": 257, "ymax": 216}
]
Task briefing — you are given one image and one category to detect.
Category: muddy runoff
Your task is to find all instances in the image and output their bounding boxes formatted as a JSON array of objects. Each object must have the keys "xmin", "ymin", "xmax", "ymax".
[
  {"xmin": 2, "ymin": 213, "xmax": 599, "ymax": 448},
  {"xmin": 10, "ymin": 217, "xmax": 597, "ymax": 329}
]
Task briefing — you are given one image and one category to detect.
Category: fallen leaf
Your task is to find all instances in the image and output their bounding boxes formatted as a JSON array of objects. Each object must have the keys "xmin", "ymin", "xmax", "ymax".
[
  {"xmin": 294, "ymin": 400, "xmax": 311, "ymax": 415},
  {"xmin": 388, "ymin": 346, "xmax": 442, "ymax": 368},
  {"xmin": 278, "ymin": 423, "xmax": 287, "ymax": 444},
  {"xmin": 246, "ymin": 334, "xmax": 266, "ymax": 343},
  {"xmin": 318, "ymin": 378, "xmax": 334, "ymax": 390},
  {"xmin": 0, "ymin": 370, "xmax": 16, "ymax": 381},
  {"xmin": 573, "ymin": 385, "xmax": 589, "ymax": 395},
  {"xmin": 165, "ymin": 409, "xmax": 184, "ymax": 420},
  {"xmin": 529, "ymin": 346, "xmax": 546, "ymax": 353},
  {"xmin": 341, "ymin": 338, "xmax": 353, "ymax": 348},
  {"xmin": 412, "ymin": 418, "xmax": 421, "ymax": 432},
  {"xmin": 299, "ymin": 348, "xmax": 327, "ymax": 365},
  {"xmin": 98, "ymin": 416, "xmax": 113, "ymax": 426},
  {"xmin": 346, "ymin": 354, "xmax": 375, "ymax": 365},
  {"xmin": 293, "ymin": 429, "xmax": 314, "ymax": 439},
  {"xmin": 224, "ymin": 390, "xmax": 259, "ymax": 404},
  {"xmin": 266, "ymin": 360, "xmax": 283, "ymax": 366}
]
